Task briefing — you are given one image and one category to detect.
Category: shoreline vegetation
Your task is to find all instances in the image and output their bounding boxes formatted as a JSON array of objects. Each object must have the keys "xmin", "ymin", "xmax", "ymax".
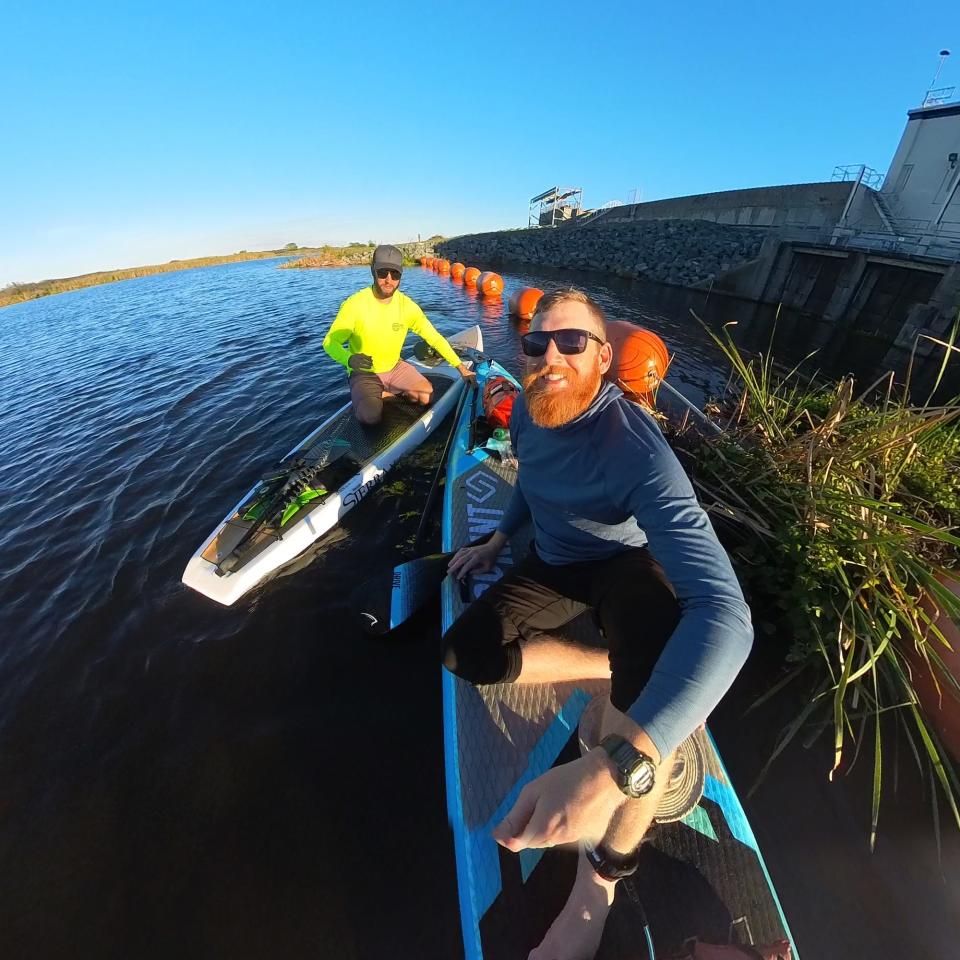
[
  {"xmin": 1, "ymin": 248, "xmax": 289, "ymax": 309},
  {"xmin": 281, "ymin": 238, "xmax": 440, "ymax": 271},
  {"xmin": 279, "ymin": 242, "xmax": 378, "ymax": 271},
  {"xmin": 669, "ymin": 317, "xmax": 960, "ymax": 846},
  {"xmin": 1, "ymin": 240, "xmax": 435, "ymax": 310}
]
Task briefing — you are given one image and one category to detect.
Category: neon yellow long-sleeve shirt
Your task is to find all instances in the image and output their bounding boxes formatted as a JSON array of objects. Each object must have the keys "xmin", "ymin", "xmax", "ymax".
[{"xmin": 322, "ymin": 287, "xmax": 461, "ymax": 373}]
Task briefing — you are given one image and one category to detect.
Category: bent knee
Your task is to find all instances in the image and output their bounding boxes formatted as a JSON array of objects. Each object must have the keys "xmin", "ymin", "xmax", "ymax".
[
  {"xmin": 441, "ymin": 637, "xmax": 491, "ymax": 685},
  {"xmin": 441, "ymin": 638, "xmax": 466, "ymax": 677},
  {"xmin": 441, "ymin": 625, "xmax": 520, "ymax": 686},
  {"xmin": 354, "ymin": 405, "xmax": 383, "ymax": 425}
]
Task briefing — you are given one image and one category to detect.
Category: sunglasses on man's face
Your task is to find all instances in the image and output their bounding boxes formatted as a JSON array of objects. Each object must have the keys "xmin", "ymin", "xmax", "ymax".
[
  {"xmin": 375, "ymin": 268, "xmax": 401, "ymax": 281},
  {"xmin": 520, "ymin": 328, "xmax": 606, "ymax": 357}
]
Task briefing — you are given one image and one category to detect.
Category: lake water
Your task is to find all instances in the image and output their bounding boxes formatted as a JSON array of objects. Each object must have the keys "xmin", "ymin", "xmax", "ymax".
[{"xmin": 1, "ymin": 259, "xmax": 956, "ymax": 959}]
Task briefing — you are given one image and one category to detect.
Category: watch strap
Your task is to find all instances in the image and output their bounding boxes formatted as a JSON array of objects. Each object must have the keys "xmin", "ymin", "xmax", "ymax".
[{"xmin": 585, "ymin": 841, "xmax": 640, "ymax": 881}]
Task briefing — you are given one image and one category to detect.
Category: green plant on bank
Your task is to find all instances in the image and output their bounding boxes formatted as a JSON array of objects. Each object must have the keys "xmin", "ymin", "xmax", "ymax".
[
  {"xmin": 279, "ymin": 243, "xmax": 426, "ymax": 270},
  {"xmin": 673, "ymin": 314, "xmax": 960, "ymax": 848}
]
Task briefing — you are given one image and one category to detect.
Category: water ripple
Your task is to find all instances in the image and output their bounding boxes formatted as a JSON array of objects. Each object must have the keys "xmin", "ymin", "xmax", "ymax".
[{"xmin": 0, "ymin": 257, "xmax": 779, "ymax": 958}]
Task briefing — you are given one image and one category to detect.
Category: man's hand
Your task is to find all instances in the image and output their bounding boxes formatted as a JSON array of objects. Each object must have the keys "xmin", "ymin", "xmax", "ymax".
[
  {"xmin": 348, "ymin": 353, "xmax": 373, "ymax": 372},
  {"xmin": 492, "ymin": 750, "xmax": 625, "ymax": 851},
  {"xmin": 457, "ymin": 363, "xmax": 477, "ymax": 381},
  {"xmin": 448, "ymin": 532, "xmax": 505, "ymax": 580}
]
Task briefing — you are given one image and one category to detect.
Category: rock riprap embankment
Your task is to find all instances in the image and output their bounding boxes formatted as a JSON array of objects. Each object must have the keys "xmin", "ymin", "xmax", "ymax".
[{"xmin": 436, "ymin": 219, "xmax": 765, "ymax": 287}]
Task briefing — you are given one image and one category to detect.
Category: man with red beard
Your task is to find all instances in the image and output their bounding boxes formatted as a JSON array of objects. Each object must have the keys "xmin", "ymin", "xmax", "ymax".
[{"xmin": 443, "ymin": 289, "xmax": 753, "ymax": 960}]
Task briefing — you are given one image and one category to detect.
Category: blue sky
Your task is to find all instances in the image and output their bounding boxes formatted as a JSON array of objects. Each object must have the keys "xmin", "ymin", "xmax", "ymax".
[{"xmin": 2, "ymin": 1, "xmax": 955, "ymax": 285}]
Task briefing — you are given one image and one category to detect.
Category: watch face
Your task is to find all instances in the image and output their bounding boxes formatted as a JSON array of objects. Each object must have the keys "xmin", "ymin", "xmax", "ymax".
[
  {"xmin": 601, "ymin": 735, "xmax": 656, "ymax": 798},
  {"xmin": 627, "ymin": 761, "xmax": 654, "ymax": 797}
]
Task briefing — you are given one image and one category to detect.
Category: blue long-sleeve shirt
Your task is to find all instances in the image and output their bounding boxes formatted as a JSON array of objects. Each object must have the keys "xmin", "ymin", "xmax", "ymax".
[{"xmin": 497, "ymin": 380, "xmax": 753, "ymax": 759}]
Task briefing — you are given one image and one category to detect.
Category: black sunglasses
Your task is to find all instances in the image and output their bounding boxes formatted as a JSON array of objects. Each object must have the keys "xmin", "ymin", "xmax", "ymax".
[
  {"xmin": 520, "ymin": 328, "xmax": 606, "ymax": 357},
  {"xmin": 375, "ymin": 268, "xmax": 401, "ymax": 280}
]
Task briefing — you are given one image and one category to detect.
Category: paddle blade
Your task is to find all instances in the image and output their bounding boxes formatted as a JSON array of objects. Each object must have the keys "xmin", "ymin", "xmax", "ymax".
[{"xmin": 352, "ymin": 551, "xmax": 453, "ymax": 635}]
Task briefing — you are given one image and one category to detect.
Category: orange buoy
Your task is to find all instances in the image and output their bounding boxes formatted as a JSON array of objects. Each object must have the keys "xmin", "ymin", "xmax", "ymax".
[
  {"xmin": 508, "ymin": 287, "xmax": 544, "ymax": 321},
  {"xmin": 477, "ymin": 271, "xmax": 503, "ymax": 297},
  {"xmin": 420, "ymin": 256, "xmax": 428, "ymax": 268},
  {"xmin": 604, "ymin": 320, "xmax": 670, "ymax": 399},
  {"xmin": 438, "ymin": 259, "xmax": 451, "ymax": 276},
  {"xmin": 463, "ymin": 267, "xmax": 481, "ymax": 287},
  {"xmin": 451, "ymin": 262, "xmax": 466, "ymax": 281}
]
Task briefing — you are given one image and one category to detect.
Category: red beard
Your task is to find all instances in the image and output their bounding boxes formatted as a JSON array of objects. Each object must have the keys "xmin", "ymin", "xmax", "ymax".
[{"xmin": 523, "ymin": 363, "xmax": 602, "ymax": 428}]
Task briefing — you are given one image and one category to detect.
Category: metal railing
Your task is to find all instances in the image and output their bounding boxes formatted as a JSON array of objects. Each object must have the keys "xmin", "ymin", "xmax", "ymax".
[
  {"xmin": 818, "ymin": 226, "xmax": 960, "ymax": 260},
  {"xmin": 921, "ymin": 86, "xmax": 956, "ymax": 107},
  {"xmin": 569, "ymin": 199, "xmax": 624, "ymax": 227},
  {"xmin": 831, "ymin": 164, "xmax": 884, "ymax": 189}
]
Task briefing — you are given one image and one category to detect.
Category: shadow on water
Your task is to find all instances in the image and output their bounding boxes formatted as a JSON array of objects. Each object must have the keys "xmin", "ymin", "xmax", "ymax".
[{"xmin": 0, "ymin": 259, "xmax": 957, "ymax": 959}]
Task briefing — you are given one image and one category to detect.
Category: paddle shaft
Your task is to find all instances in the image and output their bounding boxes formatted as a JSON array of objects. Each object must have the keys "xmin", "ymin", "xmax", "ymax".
[{"xmin": 412, "ymin": 376, "xmax": 476, "ymax": 554}]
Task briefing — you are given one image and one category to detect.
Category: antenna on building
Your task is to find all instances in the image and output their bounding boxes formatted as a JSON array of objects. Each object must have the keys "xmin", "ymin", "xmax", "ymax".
[
  {"xmin": 931, "ymin": 49, "xmax": 951, "ymax": 87},
  {"xmin": 922, "ymin": 49, "xmax": 953, "ymax": 107}
]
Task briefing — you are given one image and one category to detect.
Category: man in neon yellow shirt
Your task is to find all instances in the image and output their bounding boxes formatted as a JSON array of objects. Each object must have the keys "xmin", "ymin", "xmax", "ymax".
[{"xmin": 323, "ymin": 245, "xmax": 475, "ymax": 425}]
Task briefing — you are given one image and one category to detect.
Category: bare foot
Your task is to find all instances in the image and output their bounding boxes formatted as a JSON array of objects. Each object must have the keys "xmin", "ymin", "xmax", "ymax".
[{"xmin": 528, "ymin": 850, "xmax": 616, "ymax": 960}]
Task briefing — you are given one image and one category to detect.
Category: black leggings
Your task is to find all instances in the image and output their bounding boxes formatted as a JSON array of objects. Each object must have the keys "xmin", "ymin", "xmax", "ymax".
[{"xmin": 441, "ymin": 546, "xmax": 681, "ymax": 714}]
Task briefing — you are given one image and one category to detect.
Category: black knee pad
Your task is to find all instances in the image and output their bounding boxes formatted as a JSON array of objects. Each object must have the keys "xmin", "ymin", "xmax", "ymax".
[
  {"xmin": 441, "ymin": 605, "xmax": 522, "ymax": 686},
  {"xmin": 355, "ymin": 407, "xmax": 382, "ymax": 425}
]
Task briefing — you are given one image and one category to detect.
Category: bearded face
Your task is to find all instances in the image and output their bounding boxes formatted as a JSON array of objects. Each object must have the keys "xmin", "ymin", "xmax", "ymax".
[
  {"xmin": 521, "ymin": 300, "xmax": 612, "ymax": 428},
  {"xmin": 523, "ymin": 359, "xmax": 603, "ymax": 428}
]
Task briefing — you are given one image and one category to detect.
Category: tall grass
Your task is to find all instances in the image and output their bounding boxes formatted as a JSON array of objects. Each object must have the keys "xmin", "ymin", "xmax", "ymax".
[{"xmin": 676, "ymin": 315, "xmax": 960, "ymax": 847}]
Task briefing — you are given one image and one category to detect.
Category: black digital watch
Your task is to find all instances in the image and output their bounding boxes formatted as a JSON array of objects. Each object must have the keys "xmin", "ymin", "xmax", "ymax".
[{"xmin": 599, "ymin": 733, "xmax": 656, "ymax": 799}]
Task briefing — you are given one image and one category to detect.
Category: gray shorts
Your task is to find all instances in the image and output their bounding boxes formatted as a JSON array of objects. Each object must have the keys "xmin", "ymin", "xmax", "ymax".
[{"xmin": 349, "ymin": 360, "xmax": 433, "ymax": 425}]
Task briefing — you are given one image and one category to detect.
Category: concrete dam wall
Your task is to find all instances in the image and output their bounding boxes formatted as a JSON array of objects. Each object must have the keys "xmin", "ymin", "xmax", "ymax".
[
  {"xmin": 588, "ymin": 181, "xmax": 853, "ymax": 239},
  {"xmin": 435, "ymin": 219, "xmax": 766, "ymax": 288}
]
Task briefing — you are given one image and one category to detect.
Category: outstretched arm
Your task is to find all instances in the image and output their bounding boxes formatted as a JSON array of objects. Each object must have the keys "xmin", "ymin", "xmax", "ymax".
[
  {"xmin": 495, "ymin": 406, "xmax": 751, "ymax": 853},
  {"xmin": 408, "ymin": 304, "xmax": 462, "ymax": 368},
  {"xmin": 607, "ymin": 414, "xmax": 752, "ymax": 761},
  {"xmin": 322, "ymin": 302, "xmax": 356, "ymax": 369}
]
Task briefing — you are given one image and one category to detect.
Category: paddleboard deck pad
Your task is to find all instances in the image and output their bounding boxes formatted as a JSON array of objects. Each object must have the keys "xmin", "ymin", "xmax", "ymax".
[
  {"xmin": 182, "ymin": 325, "xmax": 481, "ymax": 606},
  {"xmin": 440, "ymin": 358, "xmax": 797, "ymax": 959}
]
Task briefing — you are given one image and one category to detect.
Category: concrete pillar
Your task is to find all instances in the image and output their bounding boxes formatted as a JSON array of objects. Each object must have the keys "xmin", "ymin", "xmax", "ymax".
[
  {"xmin": 753, "ymin": 239, "xmax": 796, "ymax": 304},
  {"xmin": 893, "ymin": 303, "xmax": 939, "ymax": 353},
  {"xmin": 822, "ymin": 252, "xmax": 869, "ymax": 323},
  {"xmin": 929, "ymin": 263, "xmax": 960, "ymax": 336}
]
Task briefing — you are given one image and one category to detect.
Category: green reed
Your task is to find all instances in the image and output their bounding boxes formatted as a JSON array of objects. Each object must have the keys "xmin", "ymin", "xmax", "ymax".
[{"xmin": 676, "ymin": 315, "xmax": 960, "ymax": 848}]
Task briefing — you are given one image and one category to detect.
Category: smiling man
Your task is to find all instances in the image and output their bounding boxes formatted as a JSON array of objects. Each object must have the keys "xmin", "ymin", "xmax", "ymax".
[
  {"xmin": 443, "ymin": 288, "xmax": 753, "ymax": 960},
  {"xmin": 322, "ymin": 244, "xmax": 474, "ymax": 425}
]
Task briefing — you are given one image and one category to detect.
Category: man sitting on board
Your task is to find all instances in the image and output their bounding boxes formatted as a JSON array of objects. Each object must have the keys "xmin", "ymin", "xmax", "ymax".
[
  {"xmin": 443, "ymin": 288, "xmax": 753, "ymax": 960},
  {"xmin": 322, "ymin": 244, "xmax": 474, "ymax": 425}
]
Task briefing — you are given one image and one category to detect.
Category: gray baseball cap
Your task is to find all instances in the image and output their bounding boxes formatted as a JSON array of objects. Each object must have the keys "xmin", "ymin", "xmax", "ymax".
[{"xmin": 371, "ymin": 244, "xmax": 404, "ymax": 274}]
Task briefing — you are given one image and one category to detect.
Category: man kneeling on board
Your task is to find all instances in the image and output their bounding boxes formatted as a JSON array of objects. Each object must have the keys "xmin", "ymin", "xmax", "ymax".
[
  {"xmin": 322, "ymin": 244, "xmax": 474, "ymax": 425},
  {"xmin": 443, "ymin": 288, "xmax": 753, "ymax": 960}
]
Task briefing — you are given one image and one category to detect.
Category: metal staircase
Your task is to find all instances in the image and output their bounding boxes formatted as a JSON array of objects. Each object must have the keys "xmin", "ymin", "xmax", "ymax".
[
  {"xmin": 571, "ymin": 199, "xmax": 623, "ymax": 227},
  {"xmin": 871, "ymin": 190, "xmax": 900, "ymax": 235}
]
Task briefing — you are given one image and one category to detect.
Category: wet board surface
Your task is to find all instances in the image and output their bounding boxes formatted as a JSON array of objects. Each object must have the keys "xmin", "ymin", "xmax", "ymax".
[
  {"xmin": 200, "ymin": 378, "xmax": 453, "ymax": 570},
  {"xmin": 183, "ymin": 324, "xmax": 483, "ymax": 604},
  {"xmin": 440, "ymin": 359, "xmax": 797, "ymax": 960}
]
